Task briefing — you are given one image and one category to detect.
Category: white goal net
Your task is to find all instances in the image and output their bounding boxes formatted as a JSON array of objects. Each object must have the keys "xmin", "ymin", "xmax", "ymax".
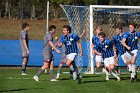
[{"xmin": 61, "ymin": 5, "xmax": 140, "ymax": 74}]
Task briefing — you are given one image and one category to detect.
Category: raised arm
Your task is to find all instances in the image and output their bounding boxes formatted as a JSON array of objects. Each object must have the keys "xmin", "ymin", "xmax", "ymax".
[
  {"xmin": 77, "ymin": 40, "xmax": 82, "ymax": 56},
  {"xmin": 79, "ymin": 29, "xmax": 86, "ymax": 39},
  {"xmin": 91, "ymin": 43, "xmax": 95, "ymax": 55}
]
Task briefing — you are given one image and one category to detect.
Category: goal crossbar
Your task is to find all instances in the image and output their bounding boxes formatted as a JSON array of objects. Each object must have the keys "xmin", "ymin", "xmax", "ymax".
[{"xmin": 90, "ymin": 5, "xmax": 140, "ymax": 9}]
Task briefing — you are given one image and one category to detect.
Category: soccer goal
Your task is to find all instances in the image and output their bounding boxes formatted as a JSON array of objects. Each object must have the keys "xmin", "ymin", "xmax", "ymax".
[{"xmin": 60, "ymin": 5, "xmax": 140, "ymax": 74}]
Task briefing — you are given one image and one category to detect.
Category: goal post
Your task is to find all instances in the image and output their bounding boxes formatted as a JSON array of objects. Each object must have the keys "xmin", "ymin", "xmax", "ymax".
[
  {"xmin": 61, "ymin": 4, "xmax": 140, "ymax": 74},
  {"xmin": 60, "ymin": 4, "xmax": 93, "ymax": 73},
  {"xmin": 89, "ymin": 5, "xmax": 94, "ymax": 74}
]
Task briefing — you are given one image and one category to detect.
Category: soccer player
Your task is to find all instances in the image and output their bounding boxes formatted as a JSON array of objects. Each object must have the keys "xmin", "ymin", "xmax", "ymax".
[
  {"xmin": 56, "ymin": 25, "xmax": 83, "ymax": 84},
  {"xmin": 20, "ymin": 23, "xmax": 30, "ymax": 75},
  {"xmin": 122, "ymin": 23, "xmax": 140, "ymax": 82},
  {"xmin": 33, "ymin": 25, "xmax": 61, "ymax": 81},
  {"xmin": 94, "ymin": 32, "xmax": 121, "ymax": 81},
  {"xmin": 56, "ymin": 30, "xmax": 86, "ymax": 79},
  {"xmin": 112, "ymin": 25, "xmax": 126, "ymax": 75},
  {"xmin": 91, "ymin": 26, "xmax": 103, "ymax": 73}
]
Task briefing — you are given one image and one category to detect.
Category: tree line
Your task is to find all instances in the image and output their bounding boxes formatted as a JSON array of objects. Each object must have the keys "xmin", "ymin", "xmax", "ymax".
[{"xmin": 0, "ymin": 0, "xmax": 140, "ymax": 20}]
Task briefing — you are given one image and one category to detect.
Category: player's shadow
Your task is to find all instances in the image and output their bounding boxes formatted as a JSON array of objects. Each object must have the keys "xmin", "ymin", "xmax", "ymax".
[
  {"xmin": 136, "ymin": 79, "xmax": 140, "ymax": 82},
  {"xmin": 82, "ymin": 75, "xmax": 100, "ymax": 79},
  {"xmin": 83, "ymin": 80, "xmax": 106, "ymax": 84},
  {"xmin": 0, "ymin": 87, "xmax": 45, "ymax": 93},
  {"xmin": 59, "ymin": 78, "xmax": 70, "ymax": 81},
  {"xmin": 0, "ymin": 88, "xmax": 27, "ymax": 92},
  {"xmin": 120, "ymin": 76, "xmax": 130, "ymax": 80}
]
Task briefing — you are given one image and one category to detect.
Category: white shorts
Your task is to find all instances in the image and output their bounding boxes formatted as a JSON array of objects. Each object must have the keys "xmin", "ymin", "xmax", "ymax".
[
  {"xmin": 121, "ymin": 53, "xmax": 127, "ymax": 63},
  {"xmin": 126, "ymin": 49, "xmax": 138, "ymax": 61},
  {"xmin": 95, "ymin": 55, "xmax": 103, "ymax": 63},
  {"xmin": 104, "ymin": 56, "xmax": 115, "ymax": 67},
  {"xmin": 67, "ymin": 53, "xmax": 77, "ymax": 61}
]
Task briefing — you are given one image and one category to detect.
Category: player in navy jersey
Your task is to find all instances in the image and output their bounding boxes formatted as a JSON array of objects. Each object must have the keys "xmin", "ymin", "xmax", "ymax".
[
  {"xmin": 56, "ymin": 30, "xmax": 86, "ymax": 79},
  {"xmin": 94, "ymin": 32, "xmax": 120, "ymax": 81},
  {"xmin": 122, "ymin": 23, "xmax": 140, "ymax": 82},
  {"xmin": 91, "ymin": 26, "xmax": 105, "ymax": 73},
  {"xmin": 112, "ymin": 25, "xmax": 126, "ymax": 75},
  {"xmin": 56, "ymin": 25, "xmax": 82, "ymax": 84}
]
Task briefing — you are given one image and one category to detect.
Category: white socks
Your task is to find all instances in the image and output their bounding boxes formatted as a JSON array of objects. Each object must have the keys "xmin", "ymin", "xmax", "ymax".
[
  {"xmin": 69, "ymin": 65, "xmax": 74, "ymax": 72},
  {"xmin": 111, "ymin": 72, "xmax": 119, "ymax": 79},
  {"xmin": 105, "ymin": 69, "xmax": 109, "ymax": 79},
  {"xmin": 131, "ymin": 64, "xmax": 136, "ymax": 78},
  {"xmin": 128, "ymin": 64, "xmax": 132, "ymax": 72}
]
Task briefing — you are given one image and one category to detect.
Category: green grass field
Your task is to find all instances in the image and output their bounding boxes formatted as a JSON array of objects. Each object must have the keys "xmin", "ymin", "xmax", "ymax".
[{"xmin": 0, "ymin": 67, "xmax": 140, "ymax": 93}]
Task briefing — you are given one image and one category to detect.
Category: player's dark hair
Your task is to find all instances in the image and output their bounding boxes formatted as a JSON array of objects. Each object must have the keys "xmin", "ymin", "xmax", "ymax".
[
  {"xmin": 22, "ymin": 23, "xmax": 29, "ymax": 29},
  {"xmin": 49, "ymin": 25, "xmax": 56, "ymax": 31},
  {"xmin": 63, "ymin": 25, "xmax": 71, "ymax": 33},
  {"xmin": 98, "ymin": 32, "xmax": 106, "ymax": 38},
  {"xmin": 115, "ymin": 24, "xmax": 123, "ymax": 31},
  {"xmin": 129, "ymin": 22, "xmax": 136, "ymax": 28}
]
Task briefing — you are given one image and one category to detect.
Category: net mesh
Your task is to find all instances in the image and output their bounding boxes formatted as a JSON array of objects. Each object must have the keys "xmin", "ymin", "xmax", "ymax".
[
  {"xmin": 92, "ymin": 8, "xmax": 140, "ymax": 39},
  {"xmin": 61, "ymin": 5, "xmax": 140, "ymax": 73},
  {"xmin": 60, "ymin": 5, "xmax": 91, "ymax": 73}
]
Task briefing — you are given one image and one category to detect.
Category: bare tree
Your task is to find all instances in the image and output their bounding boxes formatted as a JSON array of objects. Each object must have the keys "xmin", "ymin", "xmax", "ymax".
[{"xmin": 5, "ymin": 0, "xmax": 8, "ymax": 18}]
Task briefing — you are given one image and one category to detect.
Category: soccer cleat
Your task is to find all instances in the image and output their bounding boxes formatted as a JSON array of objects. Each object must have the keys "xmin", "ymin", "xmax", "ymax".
[
  {"xmin": 130, "ymin": 78, "xmax": 136, "ymax": 83},
  {"xmin": 117, "ymin": 77, "xmax": 121, "ymax": 81},
  {"xmin": 33, "ymin": 75, "xmax": 39, "ymax": 81},
  {"xmin": 51, "ymin": 79, "xmax": 58, "ymax": 81},
  {"xmin": 56, "ymin": 73, "xmax": 60, "ymax": 79},
  {"xmin": 106, "ymin": 76, "xmax": 109, "ymax": 81},
  {"xmin": 21, "ymin": 73, "xmax": 27, "ymax": 75}
]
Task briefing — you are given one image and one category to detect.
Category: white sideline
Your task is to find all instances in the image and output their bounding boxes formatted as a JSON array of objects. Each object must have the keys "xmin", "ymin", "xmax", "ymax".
[{"xmin": 5, "ymin": 76, "xmax": 30, "ymax": 80}]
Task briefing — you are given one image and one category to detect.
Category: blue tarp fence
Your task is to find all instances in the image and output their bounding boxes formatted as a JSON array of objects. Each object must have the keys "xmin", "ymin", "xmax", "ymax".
[{"xmin": 0, "ymin": 40, "xmax": 140, "ymax": 66}]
